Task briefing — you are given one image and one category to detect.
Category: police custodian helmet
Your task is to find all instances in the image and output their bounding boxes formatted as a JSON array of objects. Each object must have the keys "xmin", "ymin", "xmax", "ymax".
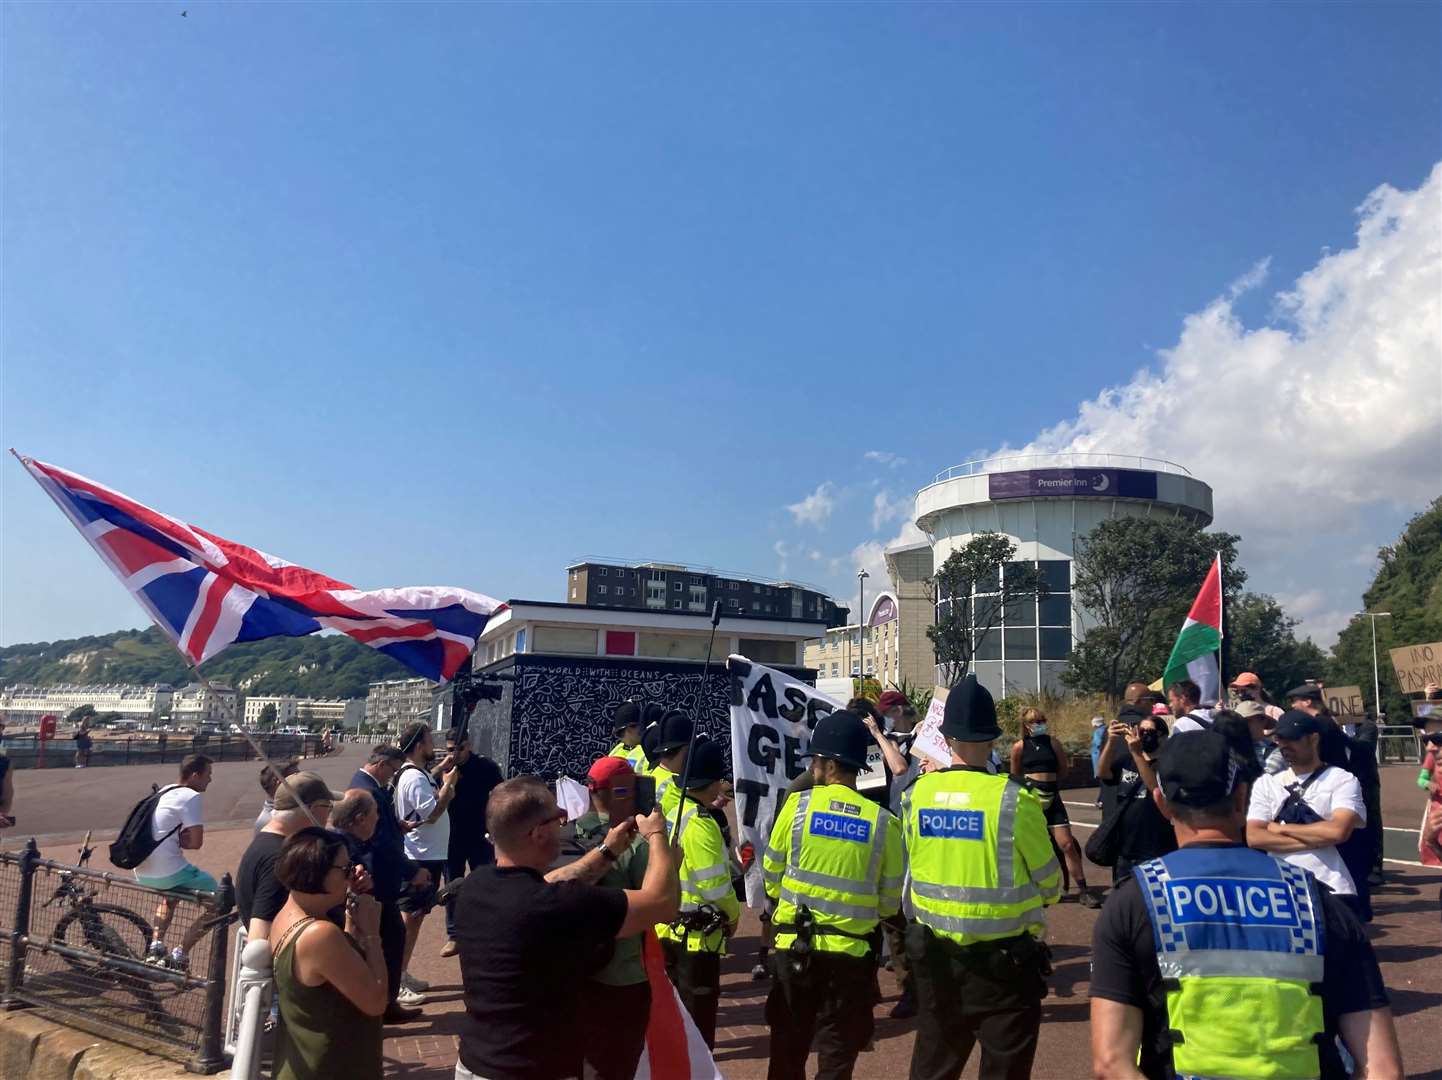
[
  {"xmin": 683, "ymin": 737, "xmax": 728, "ymax": 786},
  {"xmin": 807, "ymin": 710, "xmax": 872, "ymax": 772},
  {"xmin": 940, "ymin": 674, "xmax": 1002, "ymax": 742}
]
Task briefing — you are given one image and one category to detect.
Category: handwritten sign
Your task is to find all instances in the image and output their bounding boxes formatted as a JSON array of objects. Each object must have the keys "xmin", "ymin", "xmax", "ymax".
[
  {"xmin": 911, "ymin": 686, "xmax": 951, "ymax": 766},
  {"xmin": 1389, "ymin": 641, "xmax": 1442, "ymax": 695},
  {"xmin": 1322, "ymin": 685, "xmax": 1365, "ymax": 718}
]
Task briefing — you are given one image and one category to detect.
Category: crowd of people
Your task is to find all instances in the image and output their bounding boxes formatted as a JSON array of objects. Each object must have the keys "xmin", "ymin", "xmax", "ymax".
[{"xmin": 98, "ymin": 672, "xmax": 1442, "ymax": 1080}]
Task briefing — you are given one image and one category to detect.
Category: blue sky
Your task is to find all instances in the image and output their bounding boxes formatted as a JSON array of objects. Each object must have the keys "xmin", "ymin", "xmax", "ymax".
[{"xmin": 3, "ymin": 2, "xmax": 1439, "ymax": 647}]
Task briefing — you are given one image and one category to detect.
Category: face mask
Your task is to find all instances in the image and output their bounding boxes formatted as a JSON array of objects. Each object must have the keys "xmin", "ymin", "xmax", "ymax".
[
  {"xmin": 1140, "ymin": 731, "xmax": 1160, "ymax": 752},
  {"xmin": 1031, "ymin": 723, "xmax": 1048, "ymax": 736}
]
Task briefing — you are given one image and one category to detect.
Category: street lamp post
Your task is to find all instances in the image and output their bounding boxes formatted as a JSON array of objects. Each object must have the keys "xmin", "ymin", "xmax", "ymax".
[
  {"xmin": 1355, "ymin": 611, "xmax": 1392, "ymax": 717},
  {"xmin": 857, "ymin": 569, "xmax": 869, "ymax": 682}
]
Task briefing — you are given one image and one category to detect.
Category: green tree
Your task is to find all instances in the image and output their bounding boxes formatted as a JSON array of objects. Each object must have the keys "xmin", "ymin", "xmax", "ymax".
[
  {"xmin": 257, "ymin": 703, "xmax": 278, "ymax": 730},
  {"xmin": 1064, "ymin": 519, "xmax": 1244, "ymax": 700},
  {"xmin": 66, "ymin": 704, "xmax": 96, "ymax": 725},
  {"xmin": 927, "ymin": 532, "xmax": 1048, "ymax": 685},
  {"xmin": 1226, "ymin": 592, "xmax": 1328, "ymax": 698},
  {"xmin": 1327, "ymin": 498, "xmax": 1442, "ymax": 719}
]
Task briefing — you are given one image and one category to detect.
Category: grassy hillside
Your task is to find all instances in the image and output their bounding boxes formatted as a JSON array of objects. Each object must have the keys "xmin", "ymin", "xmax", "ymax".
[{"xmin": 0, "ymin": 626, "xmax": 415, "ymax": 699}]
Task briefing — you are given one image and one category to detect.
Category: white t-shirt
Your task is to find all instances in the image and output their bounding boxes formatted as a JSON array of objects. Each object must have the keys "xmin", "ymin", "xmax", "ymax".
[
  {"xmin": 1246, "ymin": 766, "xmax": 1366, "ymax": 896},
  {"xmin": 135, "ymin": 786, "xmax": 204, "ymax": 879},
  {"xmin": 395, "ymin": 764, "xmax": 451, "ymax": 861},
  {"xmin": 1172, "ymin": 709, "xmax": 1214, "ymax": 734}
]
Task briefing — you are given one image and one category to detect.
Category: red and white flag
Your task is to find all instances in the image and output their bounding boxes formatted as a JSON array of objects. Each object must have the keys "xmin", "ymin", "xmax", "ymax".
[{"xmin": 636, "ymin": 932, "xmax": 723, "ymax": 1079}]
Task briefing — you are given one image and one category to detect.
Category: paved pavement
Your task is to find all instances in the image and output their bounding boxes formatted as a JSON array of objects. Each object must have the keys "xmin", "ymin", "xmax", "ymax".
[{"xmin": 4, "ymin": 750, "xmax": 1439, "ymax": 1078}]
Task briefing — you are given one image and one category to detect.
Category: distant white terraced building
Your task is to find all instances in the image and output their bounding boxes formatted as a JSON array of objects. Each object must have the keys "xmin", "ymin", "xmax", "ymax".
[{"xmin": 0, "ymin": 683, "xmax": 174, "ymax": 725}]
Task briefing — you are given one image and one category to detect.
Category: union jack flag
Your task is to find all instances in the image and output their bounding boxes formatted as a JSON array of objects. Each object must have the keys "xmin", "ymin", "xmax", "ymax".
[{"xmin": 16, "ymin": 454, "xmax": 499, "ymax": 684}]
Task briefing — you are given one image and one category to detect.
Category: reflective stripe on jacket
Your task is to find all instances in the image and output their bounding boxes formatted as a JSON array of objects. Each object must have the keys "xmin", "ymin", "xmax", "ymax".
[
  {"xmin": 655, "ymin": 798, "xmax": 739, "ymax": 953},
  {"xmin": 762, "ymin": 783, "xmax": 904, "ymax": 958},
  {"xmin": 1134, "ymin": 845, "xmax": 1326, "ymax": 1080},
  {"xmin": 901, "ymin": 767, "xmax": 1060, "ymax": 947}
]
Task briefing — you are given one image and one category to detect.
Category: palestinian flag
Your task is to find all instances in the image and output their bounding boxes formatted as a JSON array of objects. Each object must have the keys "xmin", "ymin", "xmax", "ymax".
[{"xmin": 1162, "ymin": 555, "xmax": 1223, "ymax": 706}]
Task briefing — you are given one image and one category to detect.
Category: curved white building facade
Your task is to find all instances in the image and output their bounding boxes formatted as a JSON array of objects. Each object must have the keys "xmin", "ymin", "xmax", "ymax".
[{"xmin": 913, "ymin": 453, "xmax": 1214, "ymax": 698}]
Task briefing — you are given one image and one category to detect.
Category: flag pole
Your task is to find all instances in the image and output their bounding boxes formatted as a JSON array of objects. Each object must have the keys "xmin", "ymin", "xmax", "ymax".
[
  {"xmin": 1215, "ymin": 552, "xmax": 1225, "ymax": 704},
  {"xmin": 181, "ymin": 657, "xmax": 326, "ymax": 832}
]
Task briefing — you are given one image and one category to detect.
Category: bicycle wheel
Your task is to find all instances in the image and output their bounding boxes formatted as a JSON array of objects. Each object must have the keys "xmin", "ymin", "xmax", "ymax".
[{"xmin": 53, "ymin": 902, "xmax": 153, "ymax": 968}]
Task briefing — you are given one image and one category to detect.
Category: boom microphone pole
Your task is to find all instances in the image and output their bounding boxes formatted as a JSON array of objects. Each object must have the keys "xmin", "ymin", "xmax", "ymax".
[{"xmin": 670, "ymin": 600, "xmax": 724, "ymax": 846}]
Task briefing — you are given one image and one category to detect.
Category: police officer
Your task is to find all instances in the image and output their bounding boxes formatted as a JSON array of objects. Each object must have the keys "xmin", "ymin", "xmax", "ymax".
[
  {"xmin": 901, "ymin": 675, "xmax": 1060, "ymax": 1080},
  {"xmin": 607, "ymin": 701, "xmax": 649, "ymax": 774},
  {"xmin": 655, "ymin": 736, "xmax": 738, "ymax": 1048},
  {"xmin": 1089, "ymin": 730, "xmax": 1403, "ymax": 1079},
  {"xmin": 651, "ymin": 710, "xmax": 693, "ymax": 818},
  {"xmin": 763, "ymin": 710, "xmax": 904, "ymax": 1080}
]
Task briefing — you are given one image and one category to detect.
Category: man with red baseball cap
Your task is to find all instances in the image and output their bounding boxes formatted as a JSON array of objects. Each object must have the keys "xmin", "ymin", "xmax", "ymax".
[{"xmin": 574, "ymin": 755, "xmax": 654, "ymax": 1079}]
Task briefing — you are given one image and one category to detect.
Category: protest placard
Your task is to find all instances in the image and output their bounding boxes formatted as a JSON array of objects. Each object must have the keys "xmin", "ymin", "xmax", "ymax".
[
  {"xmin": 911, "ymin": 686, "xmax": 950, "ymax": 766},
  {"xmin": 1389, "ymin": 641, "xmax": 1442, "ymax": 695},
  {"xmin": 727, "ymin": 655, "xmax": 843, "ymax": 906},
  {"xmin": 1322, "ymin": 685, "xmax": 1366, "ymax": 719}
]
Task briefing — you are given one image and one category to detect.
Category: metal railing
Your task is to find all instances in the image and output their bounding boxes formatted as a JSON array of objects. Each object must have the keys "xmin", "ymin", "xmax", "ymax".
[
  {"xmin": 0, "ymin": 840, "xmax": 235, "ymax": 1072},
  {"xmin": 931, "ymin": 453, "xmax": 1195, "ymax": 485},
  {"xmin": 1378, "ymin": 725, "xmax": 1424, "ymax": 764},
  {"xmin": 0, "ymin": 732, "xmax": 323, "ymax": 771}
]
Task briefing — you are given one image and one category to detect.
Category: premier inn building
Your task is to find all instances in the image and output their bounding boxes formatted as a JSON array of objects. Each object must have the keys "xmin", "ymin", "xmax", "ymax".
[{"xmin": 911, "ymin": 454, "xmax": 1214, "ymax": 698}]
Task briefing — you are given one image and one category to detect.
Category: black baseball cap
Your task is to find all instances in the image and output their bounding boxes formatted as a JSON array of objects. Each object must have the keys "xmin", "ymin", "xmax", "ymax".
[
  {"xmin": 1272, "ymin": 709, "xmax": 1322, "ymax": 740},
  {"xmin": 1156, "ymin": 731, "xmax": 1242, "ymax": 807},
  {"xmin": 1286, "ymin": 683, "xmax": 1323, "ymax": 702}
]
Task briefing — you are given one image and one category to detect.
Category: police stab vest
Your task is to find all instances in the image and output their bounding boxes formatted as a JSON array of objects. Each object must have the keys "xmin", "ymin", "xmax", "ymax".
[
  {"xmin": 901, "ymin": 769, "xmax": 1058, "ymax": 947},
  {"xmin": 764, "ymin": 785, "xmax": 899, "ymax": 958},
  {"xmin": 1134, "ymin": 845, "xmax": 1326, "ymax": 1080}
]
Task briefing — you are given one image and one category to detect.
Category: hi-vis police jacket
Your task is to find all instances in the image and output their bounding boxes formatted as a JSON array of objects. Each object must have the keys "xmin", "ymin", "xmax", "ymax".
[
  {"xmin": 608, "ymin": 740, "xmax": 648, "ymax": 775},
  {"xmin": 900, "ymin": 766, "xmax": 1061, "ymax": 947},
  {"xmin": 655, "ymin": 796, "xmax": 740, "ymax": 953},
  {"xmin": 762, "ymin": 784, "xmax": 905, "ymax": 958},
  {"xmin": 652, "ymin": 764, "xmax": 682, "ymax": 819},
  {"xmin": 1134, "ymin": 844, "xmax": 1327, "ymax": 1080}
]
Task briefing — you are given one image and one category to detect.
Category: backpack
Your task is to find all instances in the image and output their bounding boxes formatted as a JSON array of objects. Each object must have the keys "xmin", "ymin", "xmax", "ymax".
[{"xmin": 109, "ymin": 784, "xmax": 182, "ymax": 870}]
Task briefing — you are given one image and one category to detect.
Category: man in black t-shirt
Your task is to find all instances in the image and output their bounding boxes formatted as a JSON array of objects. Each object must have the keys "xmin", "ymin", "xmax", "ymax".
[
  {"xmin": 235, "ymin": 771, "xmax": 341, "ymax": 936},
  {"xmin": 454, "ymin": 776, "xmax": 679, "ymax": 1080},
  {"xmin": 436, "ymin": 730, "xmax": 503, "ymax": 957},
  {"xmin": 1089, "ymin": 731, "xmax": 1402, "ymax": 1079}
]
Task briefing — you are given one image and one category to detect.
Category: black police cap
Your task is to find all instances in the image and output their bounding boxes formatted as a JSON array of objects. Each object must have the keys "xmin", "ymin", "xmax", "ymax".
[
  {"xmin": 940, "ymin": 674, "xmax": 1002, "ymax": 742},
  {"xmin": 806, "ymin": 710, "xmax": 872, "ymax": 772},
  {"xmin": 684, "ymin": 737, "xmax": 728, "ymax": 786},
  {"xmin": 641, "ymin": 722, "xmax": 664, "ymax": 767},
  {"xmin": 612, "ymin": 700, "xmax": 642, "ymax": 737},
  {"xmin": 1157, "ymin": 731, "xmax": 1241, "ymax": 807},
  {"xmin": 657, "ymin": 710, "xmax": 694, "ymax": 753}
]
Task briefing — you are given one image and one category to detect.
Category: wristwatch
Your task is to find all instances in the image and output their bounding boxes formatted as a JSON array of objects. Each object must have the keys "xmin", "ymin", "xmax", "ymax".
[{"xmin": 600, "ymin": 844, "xmax": 620, "ymax": 862}]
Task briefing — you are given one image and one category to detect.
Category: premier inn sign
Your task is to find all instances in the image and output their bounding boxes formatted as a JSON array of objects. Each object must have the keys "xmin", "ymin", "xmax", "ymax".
[{"xmin": 988, "ymin": 468, "xmax": 1159, "ymax": 501}]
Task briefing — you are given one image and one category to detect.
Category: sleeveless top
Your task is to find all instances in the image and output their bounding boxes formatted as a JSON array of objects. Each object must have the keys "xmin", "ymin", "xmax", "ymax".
[
  {"xmin": 272, "ymin": 916, "xmax": 383, "ymax": 1080},
  {"xmin": 1020, "ymin": 734, "xmax": 1059, "ymax": 774}
]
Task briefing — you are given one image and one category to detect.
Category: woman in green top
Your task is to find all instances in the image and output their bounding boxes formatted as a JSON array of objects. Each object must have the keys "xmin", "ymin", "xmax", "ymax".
[{"xmin": 268, "ymin": 827, "xmax": 387, "ymax": 1080}]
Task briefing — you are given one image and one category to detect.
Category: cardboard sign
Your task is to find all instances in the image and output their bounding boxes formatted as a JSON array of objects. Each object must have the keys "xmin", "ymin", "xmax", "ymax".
[
  {"xmin": 1389, "ymin": 641, "xmax": 1442, "ymax": 695},
  {"xmin": 911, "ymin": 686, "xmax": 951, "ymax": 766},
  {"xmin": 1323, "ymin": 685, "xmax": 1366, "ymax": 718}
]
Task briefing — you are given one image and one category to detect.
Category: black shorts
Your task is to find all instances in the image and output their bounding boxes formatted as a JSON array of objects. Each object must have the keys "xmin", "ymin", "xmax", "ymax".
[
  {"xmin": 397, "ymin": 859, "xmax": 445, "ymax": 914},
  {"xmin": 1026, "ymin": 783, "xmax": 1070, "ymax": 828}
]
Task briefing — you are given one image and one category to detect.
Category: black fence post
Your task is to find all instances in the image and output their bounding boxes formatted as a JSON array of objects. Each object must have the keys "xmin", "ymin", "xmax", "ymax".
[
  {"xmin": 190, "ymin": 872, "xmax": 234, "ymax": 1074},
  {"xmin": 2, "ymin": 839, "xmax": 40, "ymax": 1009}
]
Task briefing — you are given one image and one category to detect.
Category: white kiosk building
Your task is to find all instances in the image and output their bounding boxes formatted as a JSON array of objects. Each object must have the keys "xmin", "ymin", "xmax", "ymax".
[{"xmin": 913, "ymin": 453, "xmax": 1214, "ymax": 698}]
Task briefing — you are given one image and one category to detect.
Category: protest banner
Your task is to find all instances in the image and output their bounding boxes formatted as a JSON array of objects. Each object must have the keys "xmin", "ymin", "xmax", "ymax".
[
  {"xmin": 727, "ymin": 655, "xmax": 843, "ymax": 906},
  {"xmin": 911, "ymin": 686, "xmax": 950, "ymax": 766},
  {"xmin": 1322, "ymin": 685, "xmax": 1366, "ymax": 719},
  {"xmin": 1389, "ymin": 641, "xmax": 1442, "ymax": 695}
]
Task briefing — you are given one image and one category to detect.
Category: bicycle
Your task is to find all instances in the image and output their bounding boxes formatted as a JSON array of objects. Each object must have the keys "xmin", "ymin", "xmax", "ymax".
[{"xmin": 46, "ymin": 830, "xmax": 153, "ymax": 969}]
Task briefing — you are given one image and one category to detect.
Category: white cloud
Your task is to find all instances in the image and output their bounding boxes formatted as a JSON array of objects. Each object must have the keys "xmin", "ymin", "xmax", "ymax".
[
  {"xmin": 870, "ymin": 490, "xmax": 912, "ymax": 531},
  {"xmin": 773, "ymin": 540, "xmax": 790, "ymax": 575},
  {"xmin": 844, "ymin": 520, "xmax": 928, "ymax": 619},
  {"xmin": 786, "ymin": 482, "xmax": 837, "ymax": 528},
  {"xmin": 1003, "ymin": 163, "xmax": 1442, "ymax": 644},
  {"xmin": 864, "ymin": 450, "xmax": 908, "ymax": 468}
]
